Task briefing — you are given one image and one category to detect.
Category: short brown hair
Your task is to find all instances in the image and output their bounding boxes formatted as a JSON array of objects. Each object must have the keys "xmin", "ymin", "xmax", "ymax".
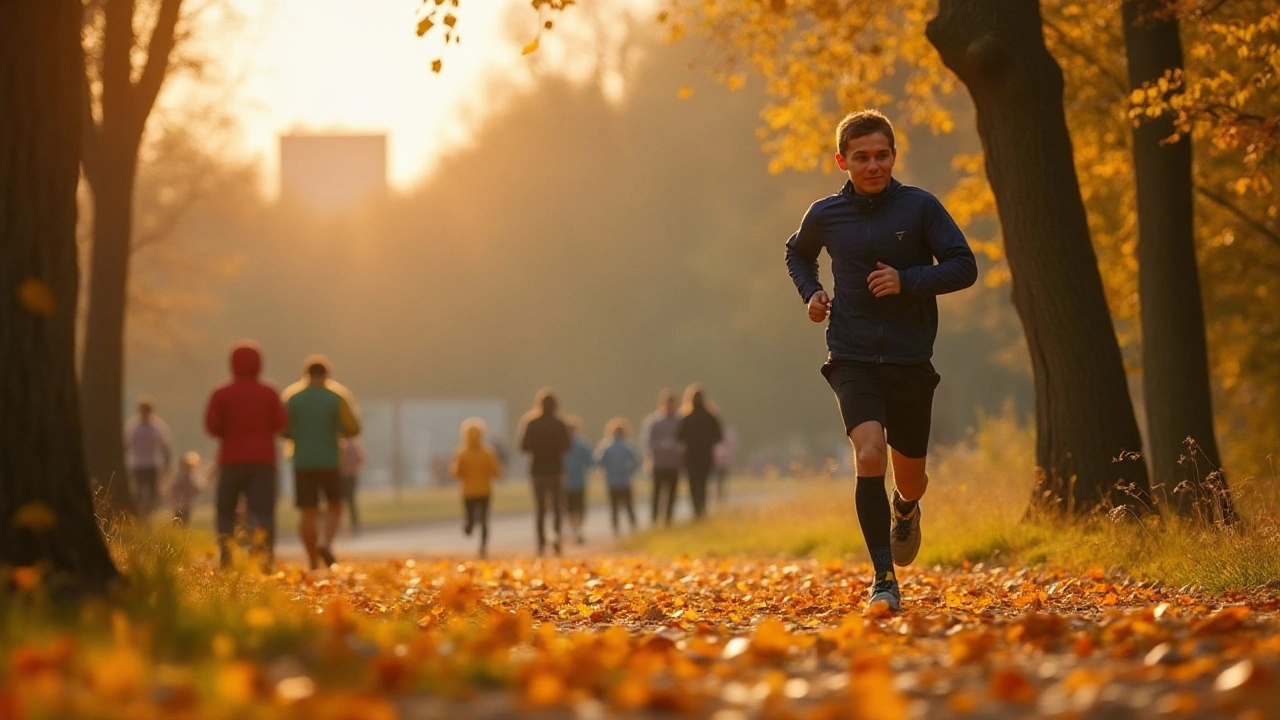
[
  {"xmin": 836, "ymin": 109, "xmax": 895, "ymax": 156},
  {"xmin": 606, "ymin": 417, "xmax": 631, "ymax": 437},
  {"xmin": 303, "ymin": 353, "xmax": 331, "ymax": 378}
]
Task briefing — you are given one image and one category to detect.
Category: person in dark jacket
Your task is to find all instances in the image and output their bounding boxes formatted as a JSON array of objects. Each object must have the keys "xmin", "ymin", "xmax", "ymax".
[
  {"xmin": 518, "ymin": 389, "xmax": 571, "ymax": 556},
  {"xmin": 204, "ymin": 341, "xmax": 288, "ymax": 570},
  {"xmin": 677, "ymin": 384, "xmax": 723, "ymax": 520},
  {"xmin": 784, "ymin": 109, "xmax": 977, "ymax": 615}
]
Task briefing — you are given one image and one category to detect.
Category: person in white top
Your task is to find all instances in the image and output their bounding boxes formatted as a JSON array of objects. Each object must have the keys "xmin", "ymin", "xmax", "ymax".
[{"xmin": 123, "ymin": 396, "xmax": 173, "ymax": 519}]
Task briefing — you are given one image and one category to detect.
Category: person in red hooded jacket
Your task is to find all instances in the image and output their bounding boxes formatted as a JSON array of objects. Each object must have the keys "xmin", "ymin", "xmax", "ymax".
[{"xmin": 205, "ymin": 341, "xmax": 288, "ymax": 569}]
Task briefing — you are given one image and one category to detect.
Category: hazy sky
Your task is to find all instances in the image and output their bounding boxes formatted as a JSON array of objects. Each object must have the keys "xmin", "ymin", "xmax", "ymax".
[{"xmin": 219, "ymin": 0, "xmax": 655, "ymax": 195}]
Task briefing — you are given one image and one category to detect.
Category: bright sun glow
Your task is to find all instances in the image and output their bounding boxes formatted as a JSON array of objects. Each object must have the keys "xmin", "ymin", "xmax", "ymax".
[{"xmin": 219, "ymin": 0, "xmax": 655, "ymax": 196}]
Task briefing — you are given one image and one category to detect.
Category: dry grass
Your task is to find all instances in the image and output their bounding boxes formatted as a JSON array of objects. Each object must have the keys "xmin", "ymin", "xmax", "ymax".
[{"xmin": 624, "ymin": 409, "xmax": 1280, "ymax": 593}]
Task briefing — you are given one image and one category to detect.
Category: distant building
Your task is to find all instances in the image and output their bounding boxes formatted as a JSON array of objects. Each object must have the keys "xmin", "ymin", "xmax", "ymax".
[{"xmin": 278, "ymin": 133, "xmax": 387, "ymax": 211}]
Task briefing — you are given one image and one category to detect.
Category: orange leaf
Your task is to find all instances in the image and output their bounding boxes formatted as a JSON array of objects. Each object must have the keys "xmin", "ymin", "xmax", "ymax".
[
  {"xmin": 949, "ymin": 629, "xmax": 997, "ymax": 665},
  {"xmin": 17, "ymin": 279, "xmax": 56, "ymax": 317},
  {"xmin": 1192, "ymin": 606, "xmax": 1250, "ymax": 634},
  {"xmin": 988, "ymin": 668, "xmax": 1037, "ymax": 704},
  {"xmin": 523, "ymin": 671, "xmax": 566, "ymax": 708}
]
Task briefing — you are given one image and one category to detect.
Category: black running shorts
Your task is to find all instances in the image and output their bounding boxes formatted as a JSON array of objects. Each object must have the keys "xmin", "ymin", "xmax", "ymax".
[
  {"xmin": 821, "ymin": 359, "xmax": 941, "ymax": 459},
  {"xmin": 294, "ymin": 468, "xmax": 343, "ymax": 509}
]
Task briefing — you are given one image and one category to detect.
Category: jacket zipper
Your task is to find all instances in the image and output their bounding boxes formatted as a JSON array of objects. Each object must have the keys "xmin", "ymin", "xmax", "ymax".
[{"xmin": 870, "ymin": 206, "xmax": 885, "ymax": 363}]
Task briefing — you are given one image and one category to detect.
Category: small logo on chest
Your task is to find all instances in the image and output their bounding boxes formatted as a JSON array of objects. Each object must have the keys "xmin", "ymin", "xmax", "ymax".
[{"xmin": 895, "ymin": 230, "xmax": 906, "ymax": 241}]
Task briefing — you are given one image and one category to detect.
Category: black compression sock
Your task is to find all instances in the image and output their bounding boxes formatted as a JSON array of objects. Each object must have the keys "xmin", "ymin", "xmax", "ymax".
[
  {"xmin": 855, "ymin": 475, "xmax": 894, "ymax": 577},
  {"xmin": 893, "ymin": 490, "xmax": 919, "ymax": 516}
]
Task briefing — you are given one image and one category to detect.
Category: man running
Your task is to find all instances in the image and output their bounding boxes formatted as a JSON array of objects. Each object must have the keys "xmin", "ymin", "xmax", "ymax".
[
  {"xmin": 784, "ymin": 109, "xmax": 977, "ymax": 614},
  {"xmin": 283, "ymin": 356, "xmax": 361, "ymax": 570}
]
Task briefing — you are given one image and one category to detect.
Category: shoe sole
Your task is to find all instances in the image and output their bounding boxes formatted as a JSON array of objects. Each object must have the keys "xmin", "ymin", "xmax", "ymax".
[{"xmin": 864, "ymin": 597, "xmax": 900, "ymax": 617}]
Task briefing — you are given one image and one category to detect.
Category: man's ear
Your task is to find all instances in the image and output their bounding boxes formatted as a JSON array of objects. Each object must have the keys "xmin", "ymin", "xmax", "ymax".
[{"xmin": 835, "ymin": 153, "xmax": 848, "ymax": 171}]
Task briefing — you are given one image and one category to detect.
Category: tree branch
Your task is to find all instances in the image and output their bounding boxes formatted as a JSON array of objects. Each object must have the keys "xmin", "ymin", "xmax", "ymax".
[
  {"xmin": 1200, "ymin": 104, "xmax": 1280, "ymax": 135},
  {"xmin": 131, "ymin": 178, "xmax": 206, "ymax": 253},
  {"xmin": 100, "ymin": 0, "xmax": 136, "ymax": 141},
  {"xmin": 1041, "ymin": 18, "xmax": 1130, "ymax": 97},
  {"xmin": 1190, "ymin": 0, "xmax": 1233, "ymax": 19},
  {"xmin": 133, "ymin": 0, "xmax": 184, "ymax": 137},
  {"xmin": 1195, "ymin": 184, "xmax": 1280, "ymax": 250}
]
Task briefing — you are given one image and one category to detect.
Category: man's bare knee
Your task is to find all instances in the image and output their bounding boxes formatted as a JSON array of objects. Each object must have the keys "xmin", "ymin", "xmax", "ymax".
[{"xmin": 856, "ymin": 445, "xmax": 887, "ymax": 473}]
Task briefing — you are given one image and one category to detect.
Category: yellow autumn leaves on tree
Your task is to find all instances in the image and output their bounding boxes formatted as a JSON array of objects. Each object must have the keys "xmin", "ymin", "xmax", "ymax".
[{"xmin": 658, "ymin": 0, "xmax": 1279, "ymax": 472}]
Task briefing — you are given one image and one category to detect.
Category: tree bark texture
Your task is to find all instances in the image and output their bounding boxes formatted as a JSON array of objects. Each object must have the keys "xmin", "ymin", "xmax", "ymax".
[
  {"xmin": 81, "ymin": 151, "xmax": 138, "ymax": 511},
  {"xmin": 1, "ymin": 0, "xmax": 120, "ymax": 589},
  {"xmin": 1121, "ymin": 0, "xmax": 1235, "ymax": 523},
  {"xmin": 926, "ymin": 0, "xmax": 1152, "ymax": 514}
]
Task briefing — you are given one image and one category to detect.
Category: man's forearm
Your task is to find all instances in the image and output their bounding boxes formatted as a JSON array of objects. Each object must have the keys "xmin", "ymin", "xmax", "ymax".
[
  {"xmin": 902, "ymin": 254, "xmax": 977, "ymax": 295},
  {"xmin": 785, "ymin": 249, "xmax": 824, "ymax": 302}
]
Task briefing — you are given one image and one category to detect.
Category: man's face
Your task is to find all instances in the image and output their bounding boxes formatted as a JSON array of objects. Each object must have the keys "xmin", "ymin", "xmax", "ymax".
[
  {"xmin": 836, "ymin": 132, "xmax": 896, "ymax": 195},
  {"xmin": 665, "ymin": 398, "xmax": 678, "ymax": 414}
]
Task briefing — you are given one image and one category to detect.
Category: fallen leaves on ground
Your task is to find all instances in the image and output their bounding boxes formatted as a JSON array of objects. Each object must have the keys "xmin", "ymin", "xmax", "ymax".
[{"xmin": 4, "ymin": 558, "xmax": 1280, "ymax": 718}]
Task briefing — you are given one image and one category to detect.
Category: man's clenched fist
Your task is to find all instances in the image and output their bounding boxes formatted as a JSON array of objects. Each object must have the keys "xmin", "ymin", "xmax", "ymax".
[{"xmin": 807, "ymin": 290, "xmax": 831, "ymax": 323}]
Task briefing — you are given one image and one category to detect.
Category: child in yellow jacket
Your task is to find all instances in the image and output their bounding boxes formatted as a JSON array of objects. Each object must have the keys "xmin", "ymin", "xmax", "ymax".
[{"xmin": 449, "ymin": 418, "xmax": 503, "ymax": 557}]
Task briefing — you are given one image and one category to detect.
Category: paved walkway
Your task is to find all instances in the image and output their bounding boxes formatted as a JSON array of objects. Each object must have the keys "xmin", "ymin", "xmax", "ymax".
[{"xmin": 276, "ymin": 492, "xmax": 743, "ymax": 560}]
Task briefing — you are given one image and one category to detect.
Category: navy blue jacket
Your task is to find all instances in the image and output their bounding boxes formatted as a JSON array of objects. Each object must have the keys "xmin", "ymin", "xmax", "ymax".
[{"xmin": 785, "ymin": 178, "xmax": 977, "ymax": 364}]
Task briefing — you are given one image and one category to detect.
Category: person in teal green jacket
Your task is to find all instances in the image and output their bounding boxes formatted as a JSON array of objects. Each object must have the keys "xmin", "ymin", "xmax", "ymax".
[{"xmin": 283, "ymin": 356, "xmax": 360, "ymax": 570}]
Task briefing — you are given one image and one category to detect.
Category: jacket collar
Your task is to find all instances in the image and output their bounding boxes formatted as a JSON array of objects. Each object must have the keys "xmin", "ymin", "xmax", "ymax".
[{"xmin": 841, "ymin": 177, "xmax": 902, "ymax": 212}]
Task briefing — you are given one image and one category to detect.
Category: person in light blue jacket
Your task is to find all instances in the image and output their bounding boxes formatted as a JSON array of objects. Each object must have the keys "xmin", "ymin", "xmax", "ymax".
[
  {"xmin": 563, "ymin": 417, "xmax": 595, "ymax": 545},
  {"xmin": 595, "ymin": 418, "xmax": 641, "ymax": 537}
]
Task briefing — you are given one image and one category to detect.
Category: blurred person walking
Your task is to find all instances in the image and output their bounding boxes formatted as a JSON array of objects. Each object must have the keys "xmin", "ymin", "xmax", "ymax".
[
  {"xmin": 168, "ymin": 451, "xmax": 202, "ymax": 526},
  {"xmin": 449, "ymin": 418, "xmax": 503, "ymax": 558},
  {"xmin": 283, "ymin": 356, "xmax": 361, "ymax": 570},
  {"xmin": 713, "ymin": 426, "xmax": 738, "ymax": 505},
  {"xmin": 677, "ymin": 385, "xmax": 724, "ymax": 520},
  {"xmin": 595, "ymin": 418, "xmax": 641, "ymax": 537},
  {"xmin": 124, "ymin": 395, "xmax": 173, "ymax": 520},
  {"xmin": 518, "ymin": 389, "xmax": 571, "ymax": 556},
  {"xmin": 339, "ymin": 437, "xmax": 365, "ymax": 535},
  {"xmin": 204, "ymin": 341, "xmax": 288, "ymax": 569},
  {"xmin": 641, "ymin": 390, "xmax": 682, "ymax": 526},
  {"xmin": 563, "ymin": 417, "xmax": 595, "ymax": 545}
]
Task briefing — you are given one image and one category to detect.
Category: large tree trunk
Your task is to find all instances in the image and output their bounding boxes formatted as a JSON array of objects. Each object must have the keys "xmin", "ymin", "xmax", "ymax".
[
  {"xmin": 1122, "ymin": 0, "xmax": 1235, "ymax": 524},
  {"xmin": 926, "ymin": 0, "xmax": 1151, "ymax": 514},
  {"xmin": 1, "ymin": 0, "xmax": 120, "ymax": 590},
  {"xmin": 81, "ymin": 159, "xmax": 138, "ymax": 513},
  {"xmin": 79, "ymin": 0, "xmax": 183, "ymax": 514}
]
